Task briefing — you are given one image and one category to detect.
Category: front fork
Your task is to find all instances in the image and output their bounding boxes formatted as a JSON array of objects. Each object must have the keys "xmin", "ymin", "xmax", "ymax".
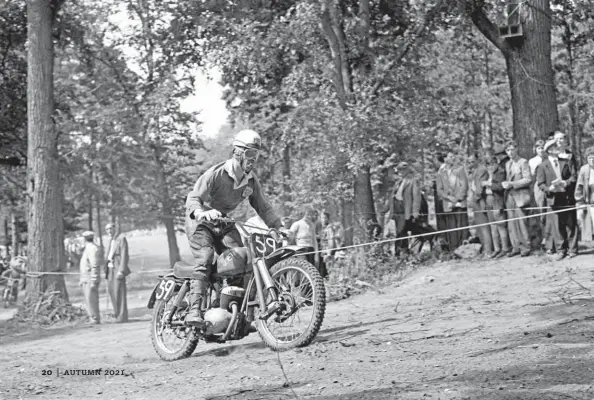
[{"xmin": 253, "ymin": 258, "xmax": 285, "ymax": 320}]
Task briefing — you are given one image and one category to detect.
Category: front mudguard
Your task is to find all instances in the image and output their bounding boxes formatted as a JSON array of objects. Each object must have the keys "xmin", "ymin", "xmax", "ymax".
[
  {"xmin": 263, "ymin": 245, "xmax": 312, "ymax": 269},
  {"xmin": 244, "ymin": 245, "xmax": 313, "ymax": 311}
]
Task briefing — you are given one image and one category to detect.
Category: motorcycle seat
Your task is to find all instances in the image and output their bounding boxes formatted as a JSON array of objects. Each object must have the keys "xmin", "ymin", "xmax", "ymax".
[{"xmin": 173, "ymin": 261, "xmax": 198, "ymax": 279}]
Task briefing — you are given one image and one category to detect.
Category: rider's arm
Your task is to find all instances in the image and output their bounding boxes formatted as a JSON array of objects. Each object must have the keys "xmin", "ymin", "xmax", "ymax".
[
  {"xmin": 248, "ymin": 176, "xmax": 282, "ymax": 229},
  {"xmin": 186, "ymin": 169, "xmax": 216, "ymax": 219}
]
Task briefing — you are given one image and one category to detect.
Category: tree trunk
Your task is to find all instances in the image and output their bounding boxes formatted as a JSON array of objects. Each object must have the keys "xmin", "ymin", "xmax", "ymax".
[
  {"xmin": 320, "ymin": 0, "xmax": 378, "ymax": 244},
  {"xmin": 471, "ymin": 0, "xmax": 558, "ymax": 159},
  {"xmin": 4, "ymin": 218, "xmax": 10, "ymax": 258},
  {"xmin": 341, "ymin": 198, "xmax": 353, "ymax": 246},
  {"xmin": 88, "ymin": 169, "xmax": 94, "ymax": 231},
  {"xmin": 281, "ymin": 144, "xmax": 292, "ymax": 217},
  {"xmin": 505, "ymin": 48, "xmax": 558, "ymax": 158},
  {"xmin": 561, "ymin": 17, "xmax": 582, "ymax": 164},
  {"xmin": 152, "ymin": 145, "xmax": 180, "ymax": 268},
  {"xmin": 96, "ymin": 195, "xmax": 103, "ymax": 248},
  {"xmin": 26, "ymin": 0, "xmax": 67, "ymax": 299},
  {"xmin": 11, "ymin": 212, "xmax": 19, "ymax": 256},
  {"xmin": 353, "ymin": 166, "xmax": 378, "ymax": 239}
]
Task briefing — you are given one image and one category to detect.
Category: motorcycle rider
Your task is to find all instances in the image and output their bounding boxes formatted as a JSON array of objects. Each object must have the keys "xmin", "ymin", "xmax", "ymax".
[
  {"xmin": 184, "ymin": 129, "xmax": 282, "ymax": 326},
  {"xmin": 2, "ymin": 256, "xmax": 27, "ymax": 303}
]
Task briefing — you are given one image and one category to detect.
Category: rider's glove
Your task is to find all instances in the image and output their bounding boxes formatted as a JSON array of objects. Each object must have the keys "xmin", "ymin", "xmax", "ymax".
[
  {"xmin": 193, "ymin": 209, "xmax": 222, "ymax": 221},
  {"xmin": 268, "ymin": 229, "xmax": 285, "ymax": 243}
]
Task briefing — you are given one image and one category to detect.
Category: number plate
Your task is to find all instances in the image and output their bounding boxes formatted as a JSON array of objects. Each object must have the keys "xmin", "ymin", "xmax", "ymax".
[
  {"xmin": 155, "ymin": 278, "xmax": 176, "ymax": 302},
  {"xmin": 251, "ymin": 233, "xmax": 281, "ymax": 258}
]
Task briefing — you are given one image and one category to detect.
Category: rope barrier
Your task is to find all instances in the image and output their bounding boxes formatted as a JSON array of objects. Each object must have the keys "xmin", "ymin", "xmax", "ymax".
[
  {"xmin": 297, "ymin": 204, "xmax": 587, "ymax": 257},
  {"xmin": 20, "ymin": 204, "xmax": 589, "ymax": 278}
]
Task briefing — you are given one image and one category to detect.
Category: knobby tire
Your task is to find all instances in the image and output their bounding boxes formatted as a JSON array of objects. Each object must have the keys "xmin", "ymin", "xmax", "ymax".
[
  {"xmin": 256, "ymin": 257, "xmax": 326, "ymax": 351},
  {"xmin": 150, "ymin": 299, "xmax": 199, "ymax": 361}
]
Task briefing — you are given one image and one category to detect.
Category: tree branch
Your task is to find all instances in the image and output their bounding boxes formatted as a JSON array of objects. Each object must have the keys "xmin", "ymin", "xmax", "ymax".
[
  {"xmin": 320, "ymin": 1, "xmax": 348, "ymax": 108},
  {"xmin": 369, "ymin": 0, "xmax": 447, "ymax": 98},
  {"xmin": 468, "ymin": 2, "xmax": 510, "ymax": 56},
  {"xmin": 1, "ymin": 169, "xmax": 26, "ymax": 191}
]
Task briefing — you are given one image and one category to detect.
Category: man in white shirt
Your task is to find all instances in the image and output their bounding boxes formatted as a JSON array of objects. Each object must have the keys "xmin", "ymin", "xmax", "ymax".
[{"xmin": 288, "ymin": 207, "xmax": 320, "ymax": 268}]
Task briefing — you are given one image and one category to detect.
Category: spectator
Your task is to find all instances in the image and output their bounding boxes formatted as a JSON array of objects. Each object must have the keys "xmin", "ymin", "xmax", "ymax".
[
  {"xmin": 281, "ymin": 217, "xmax": 293, "ymax": 247},
  {"xmin": 288, "ymin": 207, "xmax": 321, "ymax": 273},
  {"xmin": 319, "ymin": 211, "xmax": 344, "ymax": 278},
  {"xmin": 467, "ymin": 153, "xmax": 494, "ymax": 257},
  {"xmin": 537, "ymin": 140, "xmax": 579, "ymax": 259},
  {"xmin": 105, "ymin": 223, "xmax": 131, "ymax": 323},
  {"xmin": 436, "ymin": 152, "xmax": 470, "ymax": 251},
  {"xmin": 574, "ymin": 147, "xmax": 594, "ymax": 242},
  {"xmin": 503, "ymin": 140, "xmax": 532, "ymax": 257},
  {"xmin": 482, "ymin": 147, "xmax": 511, "ymax": 258},
  {"xmin": 79, "ymin": 231, "xmax": 103, "ymax": 325}
]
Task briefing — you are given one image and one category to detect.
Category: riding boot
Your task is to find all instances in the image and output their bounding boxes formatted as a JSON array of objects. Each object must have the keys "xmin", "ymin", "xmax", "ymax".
[{"xmin": 185, "ymin": 278, "xmax": 208, "ymax": 326}]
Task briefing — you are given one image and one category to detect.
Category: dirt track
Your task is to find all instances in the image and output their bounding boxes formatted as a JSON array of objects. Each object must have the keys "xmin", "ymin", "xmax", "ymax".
[{"xmin": 1, "ymin": 250, "xmax": 593, "ymax": 400}]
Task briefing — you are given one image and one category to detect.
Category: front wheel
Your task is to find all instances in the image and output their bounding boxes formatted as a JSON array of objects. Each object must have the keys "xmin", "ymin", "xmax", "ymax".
[
  {"xmin": 150, "ymin": 298, "xmax": 199, "ymax": 361},
  {"xmin": 256, "ymin": 257, "xmax": 326, "ymax": 351}
]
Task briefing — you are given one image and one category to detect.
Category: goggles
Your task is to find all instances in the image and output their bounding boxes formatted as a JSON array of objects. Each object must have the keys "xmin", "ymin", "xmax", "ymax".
[{"xmin": 242, "ymin": 148, "xmax": 260, "ymax": 159}]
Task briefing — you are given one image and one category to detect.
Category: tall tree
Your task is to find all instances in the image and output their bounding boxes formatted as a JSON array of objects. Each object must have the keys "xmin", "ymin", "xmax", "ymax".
[
  {"xmin": 465, "ymin": 0, "xmax": 559, "ymax": 157},
  {"xmin": 26, "ymin": 0, "xmax": 68, "ymax": 298}
]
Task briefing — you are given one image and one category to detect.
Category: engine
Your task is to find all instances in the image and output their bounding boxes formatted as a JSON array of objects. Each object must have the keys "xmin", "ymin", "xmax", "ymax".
[{"xmin": 203, "ymin": 286, "xmax": 246, "ymax": 336}]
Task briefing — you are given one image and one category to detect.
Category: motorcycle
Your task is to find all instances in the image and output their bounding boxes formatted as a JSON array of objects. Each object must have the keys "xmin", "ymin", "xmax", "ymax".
[{"xmin": 147, "ymin": 219, "xmax": 327, "ymax": 361}]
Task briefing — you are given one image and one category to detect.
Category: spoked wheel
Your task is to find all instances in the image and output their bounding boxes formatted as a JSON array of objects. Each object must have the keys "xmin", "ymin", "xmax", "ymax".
[
  {"xmin": 256, "ymin": 257, "xmax": 326, "ymax": 351},
  {"xmin": 150, "ymin": 297, "xmax": 199, "ymax": 361}
]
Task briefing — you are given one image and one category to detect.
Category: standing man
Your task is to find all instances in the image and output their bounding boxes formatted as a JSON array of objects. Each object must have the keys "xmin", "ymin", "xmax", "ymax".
[
  {"xmin": 79, "ymin": 231, "xmax": 102, "ymax": 324},
  {"xmin": 537, "ymin": 140, "xmax": 579, "ymax": 259},
  {"xmin": 289, "ymin": 207, "xmax": 321, "ymax": 272},
  {"xmin": 105, "ymin": 223, "xmax": 130, "ymax": 323},
  {"xmin": 467, "ymin": 153, "xmax": 494, "ymax": 257},
  {"xmin": 184, "ymin": 129, "xmax": 283, "ymax": 326},
  {"xmin": 386, "ymin": 162, "xmax": 422, "ymax": 256},
  {"xmin": 502, "ymin": 141, "xmax": 532, "ymax": 257},
  {"xmin": 436, "ymin": 152, "xmax": 469, "ymax": 251},
  {"xmin": 482, "ymin": 147, "xmax": 511, "ymax": 258}
]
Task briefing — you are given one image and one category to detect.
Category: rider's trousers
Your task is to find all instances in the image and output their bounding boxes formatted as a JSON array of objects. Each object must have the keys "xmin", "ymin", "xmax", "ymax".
[{"xmin": 187, "ymin": 222, "xmax": 244, "ymax": 282}]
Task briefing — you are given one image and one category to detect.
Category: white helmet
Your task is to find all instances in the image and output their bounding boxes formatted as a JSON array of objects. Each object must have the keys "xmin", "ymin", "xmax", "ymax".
[{"xmin": 232, "ymin": 129, "xmax": 262, "ymax": 150}]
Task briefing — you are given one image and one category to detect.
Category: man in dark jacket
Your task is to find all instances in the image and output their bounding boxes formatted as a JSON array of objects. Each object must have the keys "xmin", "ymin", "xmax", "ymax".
[{"xmin": 537, "ymin": 139, "xmax": 579, "ymax": 260}]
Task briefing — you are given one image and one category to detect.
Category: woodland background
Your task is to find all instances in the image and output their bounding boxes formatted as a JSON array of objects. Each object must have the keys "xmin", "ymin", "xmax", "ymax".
[{"xmin": 1, "ymin": 0, "xmax": 593, "ymax": 297}]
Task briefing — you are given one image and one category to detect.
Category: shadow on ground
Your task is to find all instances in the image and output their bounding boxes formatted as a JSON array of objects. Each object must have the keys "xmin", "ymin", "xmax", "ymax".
[{"xmin": 445, "ymin": 302, "xmax": 594, "ymax": 400}]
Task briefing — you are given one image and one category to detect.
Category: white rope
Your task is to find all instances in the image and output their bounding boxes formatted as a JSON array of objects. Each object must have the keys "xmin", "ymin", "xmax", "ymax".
[
  {"xmin": 24, "ymin": 204, "xmax": 587, "ymax": 277},
  {"xmin": 297, "ymin": 204, "xmax": 587, "ymax": 257}
]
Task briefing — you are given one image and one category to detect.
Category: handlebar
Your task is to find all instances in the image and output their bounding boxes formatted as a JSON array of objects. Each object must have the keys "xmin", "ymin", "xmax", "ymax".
[{"xmin": 214, "ymin": 217, "xmax": 289, "ymax": 239}]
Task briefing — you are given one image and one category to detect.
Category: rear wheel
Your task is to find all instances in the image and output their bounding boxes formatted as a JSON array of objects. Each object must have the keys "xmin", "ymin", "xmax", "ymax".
[
  {"xmin": 150, "ymin": 297, "xmax": 199, "ymax": 361},
  {"xmin": 256, "ymin": 257, "xmax": 326, "ymax": 351}
]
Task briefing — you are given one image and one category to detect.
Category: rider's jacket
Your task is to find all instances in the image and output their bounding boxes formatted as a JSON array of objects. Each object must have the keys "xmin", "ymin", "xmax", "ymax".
[{"xmin": 185, "ymin": 159, "xmax": 281, "ymax": 236}]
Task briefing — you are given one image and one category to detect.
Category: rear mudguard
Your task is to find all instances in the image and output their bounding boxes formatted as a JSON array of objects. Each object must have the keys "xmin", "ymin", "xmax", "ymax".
[
  {"xmin": 147, "ymin": 282, "xmax": 161, "ymax": 310},
  {"xmin": 146, "ymin": 274, "xmax": 182, "ymax": 309}
]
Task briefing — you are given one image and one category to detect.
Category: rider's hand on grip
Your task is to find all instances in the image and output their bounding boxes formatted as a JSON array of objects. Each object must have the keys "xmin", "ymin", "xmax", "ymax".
[
  {"xmin": 195, "ymin": 209, "xmax": 222, "ymax": 221},
  {"xmin": 268, "ymin": 228, "xmax": 286, "ymax": 243}
]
